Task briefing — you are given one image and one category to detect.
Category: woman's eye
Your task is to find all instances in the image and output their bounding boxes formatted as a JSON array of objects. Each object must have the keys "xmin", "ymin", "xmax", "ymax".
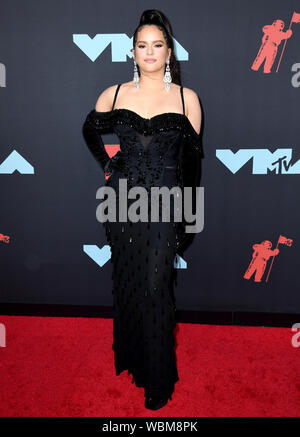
[{"xmin": 138, "ymin": 44, "xmax": 163, "ymax": 48}]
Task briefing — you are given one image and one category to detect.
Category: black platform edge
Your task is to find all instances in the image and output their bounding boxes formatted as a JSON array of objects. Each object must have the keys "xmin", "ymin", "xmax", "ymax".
[{"xmin": 0, "ymin": 303, "xmax": 299, "ymax": 328}]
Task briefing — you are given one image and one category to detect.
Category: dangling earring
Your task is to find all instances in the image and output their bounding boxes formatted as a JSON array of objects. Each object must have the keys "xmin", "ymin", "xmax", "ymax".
[
  {"xmin": 133, "ymin": 59, "xmax": 139, "ymax": 90},
  {"xmin": 163, "ymin": 58, "xmax": 172, "ymax": 91}
]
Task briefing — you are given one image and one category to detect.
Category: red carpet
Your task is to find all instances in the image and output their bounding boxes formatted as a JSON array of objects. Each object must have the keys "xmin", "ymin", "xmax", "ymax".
[{"xmin": 0, "ymin": 315, "xmax": 299, "ymax": 417}]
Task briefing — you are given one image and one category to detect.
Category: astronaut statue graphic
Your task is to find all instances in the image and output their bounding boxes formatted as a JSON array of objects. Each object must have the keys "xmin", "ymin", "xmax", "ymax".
[
  {"xmin": 251, "ymin": 19, "xmax": 292, "ymax": 73},
  {"xmin": 243, "ymin": 240, "xmax": 279, "ymax": 282}
]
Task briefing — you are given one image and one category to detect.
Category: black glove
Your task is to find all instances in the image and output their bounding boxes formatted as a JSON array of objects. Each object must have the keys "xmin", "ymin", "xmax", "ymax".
[
  {"xmin": 104, "ymin": 150, "xmax": 126, "ymax": 176},
  {"xmin": 82, "ymin": 117, "xmax": 110, "ymax": 172},
  {"xmin": 82, "ymin": 112, "xmax": 126, "ymax": 176}
]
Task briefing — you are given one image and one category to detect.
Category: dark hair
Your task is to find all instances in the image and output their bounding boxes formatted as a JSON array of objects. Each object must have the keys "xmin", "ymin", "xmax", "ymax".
[{"xmin": 132, "ymin": 9, "xmax": 181, "ymax": 86}]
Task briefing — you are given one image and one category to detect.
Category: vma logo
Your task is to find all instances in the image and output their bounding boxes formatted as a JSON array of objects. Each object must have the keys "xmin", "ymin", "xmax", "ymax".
[
  {"xmin": 0, "ymin": 150, "xmax": 34, "ymax": 174},
  {"xmin": 216, "ymin": 148, "xmax": 300, "ymax": 174},
  {"xmin": 73, "ymin": 34, "xmax": 189, "ymax": 62},
  {"xmin": 83, "ymin": 244, "xmax": 187, "ymax": 269}
]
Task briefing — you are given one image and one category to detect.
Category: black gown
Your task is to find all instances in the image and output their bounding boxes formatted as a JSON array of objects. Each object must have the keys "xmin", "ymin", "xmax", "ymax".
[{"xmin": 82, "ymin": 84, "xmax": 203, "ymax": 400}]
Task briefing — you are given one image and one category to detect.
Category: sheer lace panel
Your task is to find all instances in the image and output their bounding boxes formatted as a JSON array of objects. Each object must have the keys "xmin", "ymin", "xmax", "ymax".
[
  {"xmin": 135, "ymin": 133, "xmax": 176, "ymax": 168},
  {"xmin": 136, "ymin": 133, "xmax": 154, "ymax": 151}
]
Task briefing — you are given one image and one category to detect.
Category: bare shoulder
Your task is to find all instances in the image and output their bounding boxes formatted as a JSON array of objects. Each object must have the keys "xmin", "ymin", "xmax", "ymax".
[
  {"xmin": 182, "ymin": 87, "xmax": 202, "ymax": 135},
  {"xmin": 94, "ymin": 84, "xmax": 120, "ymax": 112}
]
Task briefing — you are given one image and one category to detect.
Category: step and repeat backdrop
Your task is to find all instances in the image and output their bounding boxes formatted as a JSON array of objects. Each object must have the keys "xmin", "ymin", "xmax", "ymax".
[{"xmin": 0, "ymin": 0, "xmax": 299, "ymax": 314}]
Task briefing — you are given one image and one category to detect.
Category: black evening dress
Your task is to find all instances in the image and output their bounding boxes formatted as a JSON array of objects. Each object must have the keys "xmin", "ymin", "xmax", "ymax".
[{"xmin": 82, "ymin": 84, "xmax": 203, "ymax": 401}]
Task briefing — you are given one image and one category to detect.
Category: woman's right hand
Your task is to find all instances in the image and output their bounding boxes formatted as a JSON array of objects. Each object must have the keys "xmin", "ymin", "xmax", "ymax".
[{"xmin": 104, "ymin": 150, "xmax": 126, "ymax": 176}]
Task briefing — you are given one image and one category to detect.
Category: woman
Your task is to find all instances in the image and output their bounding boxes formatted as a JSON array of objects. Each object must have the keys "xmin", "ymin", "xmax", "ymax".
[{"xmin": 82, "ymin": 9, "xmax": 203, "ymax": 410}]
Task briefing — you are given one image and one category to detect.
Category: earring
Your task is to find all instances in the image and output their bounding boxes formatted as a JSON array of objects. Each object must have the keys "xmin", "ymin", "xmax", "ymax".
[
  {"xmin": 163, "ymin": 59, "xmax": 172, "ymax": 91},
  {"xmin": 133, "ymin": 59, "xmax": 139, "ymax": 90}
]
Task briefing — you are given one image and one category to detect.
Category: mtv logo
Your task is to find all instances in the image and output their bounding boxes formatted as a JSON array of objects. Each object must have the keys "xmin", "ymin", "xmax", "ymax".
[{"xmin": 216, "ymin": 148, "xmax": 300, "ymax": 174}]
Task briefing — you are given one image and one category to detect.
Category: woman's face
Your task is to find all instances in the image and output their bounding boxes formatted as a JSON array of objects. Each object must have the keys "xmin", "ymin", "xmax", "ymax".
[{"xmin": 132, "ymin": 25, "xmax": 171, "ymax": 74}]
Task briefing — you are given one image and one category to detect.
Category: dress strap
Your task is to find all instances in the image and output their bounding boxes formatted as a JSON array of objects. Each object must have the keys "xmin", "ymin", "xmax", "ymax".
[
  {"xmin": 112, "ymin": 84, "xmax": 121, "ymax": 110},
  {"xmin": 180, "ymin": 85, "xmax": 185, "ymax": 115}
]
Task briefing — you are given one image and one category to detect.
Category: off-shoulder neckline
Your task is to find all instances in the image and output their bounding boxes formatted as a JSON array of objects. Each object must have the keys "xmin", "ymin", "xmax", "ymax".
[{"xmin": 92, "ymin": 108, "xmax": 200, "ymax": 137}]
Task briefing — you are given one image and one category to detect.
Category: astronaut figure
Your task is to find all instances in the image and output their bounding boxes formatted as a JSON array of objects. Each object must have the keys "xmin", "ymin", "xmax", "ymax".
[
  {"xmin": 243, "ymin": 240, "xmax": 279, "ymax": 282},
  {"xmin": 251, "ymin": 20, "xmax": 292, "ymax": 73}
]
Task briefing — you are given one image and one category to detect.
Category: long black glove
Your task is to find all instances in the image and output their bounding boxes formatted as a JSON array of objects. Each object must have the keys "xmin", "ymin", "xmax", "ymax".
[
  {"xmin": 82, "ymin": 110, "xmax": 126, "ymax": 176},
  {"xmin": 103, "ymin": 149, "xmax": 126, "ymax": 176},
  {"xmin": 82, "ymin": 114, "xmax": 110, "ymax": 172},
  {"xmin": 176, "ymin": 117, "xmax": 204, "ymax": 255}
]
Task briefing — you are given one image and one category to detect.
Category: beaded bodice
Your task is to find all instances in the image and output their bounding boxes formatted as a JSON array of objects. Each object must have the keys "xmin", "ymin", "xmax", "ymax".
[
  {"xmin": 85, "ymin": 107, "xmax": 203, "ymax": 152},
  {"xmin": 82, "ymin": 83, "xmax": 203, "ymax": 197},
  {"xmin": 83, "ymin": 107, "xmax": 203, "ymax": 186}
]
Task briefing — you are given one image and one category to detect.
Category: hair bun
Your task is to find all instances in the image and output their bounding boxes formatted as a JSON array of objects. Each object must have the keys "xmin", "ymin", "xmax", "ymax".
[{"xmin": 139, "ymin": 9, "xmax": 165, "ymax": 28}]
